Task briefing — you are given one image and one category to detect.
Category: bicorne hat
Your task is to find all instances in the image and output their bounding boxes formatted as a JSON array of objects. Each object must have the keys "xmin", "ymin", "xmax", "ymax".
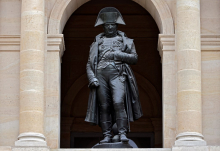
[{"xmin": 95, "ymin": 7, "xmax": 126, "ymax": 27}]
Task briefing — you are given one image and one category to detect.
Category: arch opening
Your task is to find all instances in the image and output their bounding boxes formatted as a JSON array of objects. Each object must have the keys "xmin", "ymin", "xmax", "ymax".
[
  {"xmin": 60, "ymin": 0, "xmax": 163, "ymax": 148},
  {"xmin": 48, "ymin": 0, "xmax": 174, "ymax": 35}
]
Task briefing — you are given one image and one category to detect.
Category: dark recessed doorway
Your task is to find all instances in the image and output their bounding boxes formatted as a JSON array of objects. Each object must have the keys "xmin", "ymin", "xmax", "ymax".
[{"xmin": 61, "ymin": 0, "xmax": 162, "ymax": 148}]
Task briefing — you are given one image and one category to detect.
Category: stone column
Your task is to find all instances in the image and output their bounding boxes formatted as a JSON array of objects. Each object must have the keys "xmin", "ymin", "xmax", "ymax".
[
  {"xmin": 175, "ymin": 0, "xmax": 206, "ymax": 146},
  {"xmin": 15, "ymin": 0, "xmax": 46, "ymax": 146}
]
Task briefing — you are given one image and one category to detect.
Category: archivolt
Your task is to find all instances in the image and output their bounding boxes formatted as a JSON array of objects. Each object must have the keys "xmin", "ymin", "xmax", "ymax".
[
  {"xmin": 48, "ymin": 0, "xmax": 174, "ymax": 34},
  {"xmin": 48, "ymin": 0, "xmax": 90, "ymax": 34},
  {"xmin": 133, "ymin": 0, "xmax": 174, "ymax": 34}
]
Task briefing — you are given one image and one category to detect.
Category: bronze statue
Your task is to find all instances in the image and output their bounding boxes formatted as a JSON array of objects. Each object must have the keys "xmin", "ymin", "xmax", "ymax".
[{"xmin": 85, "ymin": 7, "xmax": 143, "ymax": 144}]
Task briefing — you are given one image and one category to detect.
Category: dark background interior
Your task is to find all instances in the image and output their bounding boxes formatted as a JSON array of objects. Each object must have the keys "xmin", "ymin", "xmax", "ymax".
[{"xmin": 61, "ymin": 0, "xmax": 162, "ymax": 148}]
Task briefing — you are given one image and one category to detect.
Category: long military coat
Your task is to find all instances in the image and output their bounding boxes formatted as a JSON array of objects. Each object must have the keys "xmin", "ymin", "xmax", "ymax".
[{"xmin": 85, "ymin": 31, "xmax": 143, "ymax": 126}]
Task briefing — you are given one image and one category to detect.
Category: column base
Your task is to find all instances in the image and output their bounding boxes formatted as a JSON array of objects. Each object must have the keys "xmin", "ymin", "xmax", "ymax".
[
  {"xmin": 175, "ymin": 132, "xmax": 207, "ymax": 147},
  {"xmin": 175, "ymin": 140, "xmax": 207, "ymax": 146},
  {"xmin": 15, "ymin": 133, "xmax": 47, "ymax": 147}
]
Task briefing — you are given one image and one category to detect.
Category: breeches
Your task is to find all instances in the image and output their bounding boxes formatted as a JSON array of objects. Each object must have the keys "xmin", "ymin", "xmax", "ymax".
[{"xmin": 96, "ymin": 65, "xmax": 127, "ymax": 123}]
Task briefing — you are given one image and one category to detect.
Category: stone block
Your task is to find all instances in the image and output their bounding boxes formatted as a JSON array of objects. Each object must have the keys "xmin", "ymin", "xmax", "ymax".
[
  {"xmin": 12, "ymin": 147, "xmax": 49, "ymax": 151},
  {"xmin": 0, "ymin": 146, "xmax": 11, "ymax": 151},
  {"xmin": 209, "ymin": 146, "xmax": 220, "ymax": 151},
  {"xmin": 172, "ymin": 146, "xmax": 209, "ymax": 151}
]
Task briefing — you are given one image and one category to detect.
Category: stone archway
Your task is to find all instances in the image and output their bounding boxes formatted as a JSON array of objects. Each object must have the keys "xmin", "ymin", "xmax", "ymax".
[
  {"xmin": 47, "ymin": 0, "xmax": 175, "ymax": 148},
  {"xmin": 59, "ymin": 0, "xmax": 164, "ymax": 148},
  {"xmin": 48, "ymin": 0, "xmax": 174, "ymax": 35},
  {"xmin": 48, "ymin": 0, "xmax": 90, "ymax": 34}
]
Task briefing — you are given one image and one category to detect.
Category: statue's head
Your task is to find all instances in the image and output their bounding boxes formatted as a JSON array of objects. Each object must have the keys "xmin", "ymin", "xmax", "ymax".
[{"xmin": 95, "ymin": 7, "xmax": 125, "ymax": 37}]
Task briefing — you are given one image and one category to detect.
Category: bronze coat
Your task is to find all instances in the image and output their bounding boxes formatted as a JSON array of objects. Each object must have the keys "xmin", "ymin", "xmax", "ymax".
[{"xmin": 85, "ymin": 31, "xmax": 143, "ymax": 125}]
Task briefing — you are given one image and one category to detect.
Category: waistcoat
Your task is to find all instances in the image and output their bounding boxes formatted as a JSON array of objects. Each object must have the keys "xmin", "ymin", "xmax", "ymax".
[{"xmin": 97, "ymin": 35, "xmax": 123, "ymax": 69}]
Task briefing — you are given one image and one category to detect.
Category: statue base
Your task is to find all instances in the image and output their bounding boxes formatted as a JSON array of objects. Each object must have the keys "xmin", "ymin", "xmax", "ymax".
[{"xmin": 92, "ymin": 142, "xmax": 133, "ymax": 148}]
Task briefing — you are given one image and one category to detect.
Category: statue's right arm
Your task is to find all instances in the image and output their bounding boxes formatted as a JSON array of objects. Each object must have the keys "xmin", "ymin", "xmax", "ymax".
[
  {"xmin": 86, "ymin": 34, "xmax": 103, "ymax": 88},
  {"xmin": 86, "ymin": 56, "xmax": 98, "ymax": 87}
]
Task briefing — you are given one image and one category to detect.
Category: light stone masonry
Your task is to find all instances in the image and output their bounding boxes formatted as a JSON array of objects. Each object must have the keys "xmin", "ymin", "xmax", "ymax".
[
  {"xmin": 15, "ymin": 0, "xmax": 46, "ymax": 147},
  {"xmin": 175, "ymin": 0, "xmax": 206, "ymax": 146}
]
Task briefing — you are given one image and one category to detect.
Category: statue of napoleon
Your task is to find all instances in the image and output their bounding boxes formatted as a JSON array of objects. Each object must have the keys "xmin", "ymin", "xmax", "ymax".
[{"xmin": 85, "ymin": 7, "xmax": 143, "ymax": 144}]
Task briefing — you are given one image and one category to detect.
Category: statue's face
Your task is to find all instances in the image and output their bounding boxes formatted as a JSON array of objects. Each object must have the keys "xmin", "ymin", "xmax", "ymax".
[{"xmin": 103, "ymin": 23, "xmax": 118, "ymax": 37}]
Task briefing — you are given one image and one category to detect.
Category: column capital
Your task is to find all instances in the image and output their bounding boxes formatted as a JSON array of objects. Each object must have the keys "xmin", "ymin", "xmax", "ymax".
[
  {"xmin": 47, "ymin": 34, "xmax": 65, "ymax": 60},
  {"xmin": 158, "ymin": 34, "xmax": 175, "ymax": 60}
]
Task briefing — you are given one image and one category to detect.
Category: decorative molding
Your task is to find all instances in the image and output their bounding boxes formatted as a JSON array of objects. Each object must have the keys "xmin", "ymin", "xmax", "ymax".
[
  {"xmin": 0, "ymin": 35, "xmax": 20, "ymax": 51},
  {"xmin": 15, "ymin": 132, "xmax": 47, "ymax": 147},
  {"xmin": 48, "ymin": 0, "xmax": 90, "ymax": 34},
  {"xmin": 49, "ymin": 0, "xmax": 174, "ymax": 34},
  {"xmin": 151, "ymin": 0, "xmax": 174, "ymax": 34},
  {"xmin": 201, "ymin": 35, "xmax": 220, "ymax": 51},
  {"xmin": 47, "ymin": 34, "xmax": 65, "ymax": 57},
  {"xmin": 0, "ymin": 34, "xmax": 219, "ymax": 56},
  {"xmin": 175, "ymin": 132, "xmax": 207, "ymax": 146},
  {"xmin": 158, "ymin": 34, "xmax": 175, "ymax": 58},
  {"xmin": 133, "ymin": 0, "xmax": 174, "ymax": 34},
  {"xmin": 48, "ymin": 0, "xmax": 71, "ymax": 34},
  {"xmin": 158, "ymin": 34, "xmax": 220, "ymax": 56},
  {"xmin": 0, "ymin": 34, "xmax": 65, "ymax": 56}
]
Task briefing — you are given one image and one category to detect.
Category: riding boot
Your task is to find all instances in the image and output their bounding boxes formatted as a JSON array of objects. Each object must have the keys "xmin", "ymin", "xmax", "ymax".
[
  {"xmin": 100, "ymin": 121, "xmax": 112, "ymax": 144},
  {"xmin": 116, "ymin": 119, "xmax": 129, "ymax": 142}
]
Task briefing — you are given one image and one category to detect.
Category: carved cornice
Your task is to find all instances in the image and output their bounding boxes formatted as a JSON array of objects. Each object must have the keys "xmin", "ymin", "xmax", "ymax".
[
  {"xmin": 0, "ymin": 35, "xmax": 65, "ymax": 56},
  {"xmin": 0, "ymin": 35, "xmax": 20, "ymax": 51},
  {"xmin": 1, "ymin": 34, "xmax": 219, "ymax": 57},
  {"xmin": 158, "ymin": 34, "xmax": 220, "ymax": 56},
  {"xmin": 47, "ymin": 34, "xmax": 65, "ymax": 57},
  {"xmin": 201, "ymin": 35, "xmax": 220, "ymax": 51},
  {"xmin": 158, "ymin": 34, "xmax": 175, "ymax": 57}
]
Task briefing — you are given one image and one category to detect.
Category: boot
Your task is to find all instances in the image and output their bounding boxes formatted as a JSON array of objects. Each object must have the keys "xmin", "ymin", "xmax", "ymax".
[
  {"xmin": 100, "ymin": 136, "xmax": 111, "ymax": 144},
  {"xmin": 116, "ymin": 119, "xmax": 129, "ymax": 143},
  {"xmin": 112, "ymin": 135, "xmax": 120, "ymax": 143},
  {"xmin": 120, "ymin": 134, "xmax": 129, "ymax": 143},
  {"xmin": 100, "ymin": 121, "xmax": 112, "ymax": 144}
]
